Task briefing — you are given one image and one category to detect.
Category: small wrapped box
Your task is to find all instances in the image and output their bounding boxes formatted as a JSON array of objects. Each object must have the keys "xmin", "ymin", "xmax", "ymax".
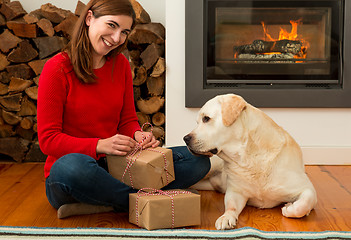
[
  {"xmin": 129, "ymin": 189, "xmax": 201, "ymax": 230},
  {"xmin": 106, "ymin": 147, "xmax": 175, "ymax": 189}
]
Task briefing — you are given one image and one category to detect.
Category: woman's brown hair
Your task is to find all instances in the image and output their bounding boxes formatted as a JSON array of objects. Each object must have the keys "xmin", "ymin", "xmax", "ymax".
[{"xmin": 66, "ymin": 0, "xmax": 136, "ymax": 83}]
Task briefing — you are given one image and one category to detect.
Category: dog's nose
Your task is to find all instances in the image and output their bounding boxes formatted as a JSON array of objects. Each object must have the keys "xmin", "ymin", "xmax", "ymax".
[
  {"xmin": 210, "ymin": 148, "xmax": 218, "ymax": 154},
  {"xmin": 183, "ymin": 134, "xmax": 192, "ymax": 145}
]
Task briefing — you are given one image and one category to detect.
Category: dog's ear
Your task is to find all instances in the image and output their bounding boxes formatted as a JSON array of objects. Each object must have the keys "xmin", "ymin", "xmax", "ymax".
[{"xmin": 220, "ymin": 95, "xmax": 246, "ymax": 127}]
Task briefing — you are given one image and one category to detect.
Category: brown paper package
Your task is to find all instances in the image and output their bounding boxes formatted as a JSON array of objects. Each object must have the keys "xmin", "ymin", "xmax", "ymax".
[
  {"xmin": 129, "ymin": 191, "xmax": 201, "ymax": 230},
  {"xmin": 106, "ymin": 147, "xmax": 175, "ymax": 189}
]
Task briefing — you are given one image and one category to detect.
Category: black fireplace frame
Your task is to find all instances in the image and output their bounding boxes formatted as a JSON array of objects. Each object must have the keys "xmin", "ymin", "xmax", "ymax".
[{"xmin": 185, "ymin": 0, "xmax": 351, "ymax": 108}]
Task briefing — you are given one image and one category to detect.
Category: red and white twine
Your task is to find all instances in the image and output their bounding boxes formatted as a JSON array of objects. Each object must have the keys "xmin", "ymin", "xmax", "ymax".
[
  {"xmin": 121, "ymin": 123, "xmax": 170, "ymax": 188},
  {"xmin": 135, "ymin": 188, "xmax": 192, "ymax": 228}
]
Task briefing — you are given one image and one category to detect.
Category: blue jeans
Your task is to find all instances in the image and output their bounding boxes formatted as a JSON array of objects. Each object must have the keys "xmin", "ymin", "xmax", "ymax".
[{"xmin": 45, "ymin": 146, "xmax": 210, "ymax": 212}]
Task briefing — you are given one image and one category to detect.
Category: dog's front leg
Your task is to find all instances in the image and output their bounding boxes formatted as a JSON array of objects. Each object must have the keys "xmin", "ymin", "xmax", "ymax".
[{"xmin": 215, "ymin": 190, "xmax": 248, "ymax": 230}]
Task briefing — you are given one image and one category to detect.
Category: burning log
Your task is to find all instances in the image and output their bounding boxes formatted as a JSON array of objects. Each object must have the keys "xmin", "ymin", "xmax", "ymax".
[
  {"xmin": 238, "ymin": 53, "xmax": 295, "ymax": 60},
  {"xmin": 234, "ymin": 39, "xmax": 303, "ymax": 56}
]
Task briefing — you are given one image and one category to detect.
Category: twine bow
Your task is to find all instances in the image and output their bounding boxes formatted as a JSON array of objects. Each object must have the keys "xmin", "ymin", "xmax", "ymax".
[
  {"xmin": 121, "ymin": 123, "xmax": 170, "ymax": 188},
  {"xmin": 135, "ymin": 188, "xmax": 192, "ymax": 228}
]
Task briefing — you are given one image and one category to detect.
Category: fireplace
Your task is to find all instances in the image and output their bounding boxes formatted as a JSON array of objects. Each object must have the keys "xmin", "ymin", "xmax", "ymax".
[{"xmin": 185, "ymin": 0, "xmax": 351, "ymax": 107}]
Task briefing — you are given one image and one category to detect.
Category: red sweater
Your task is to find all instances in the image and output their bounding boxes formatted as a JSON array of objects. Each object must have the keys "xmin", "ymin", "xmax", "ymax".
[{"xmin": 37, "ymin": 52, "xmax": 141, "ymax": 178}]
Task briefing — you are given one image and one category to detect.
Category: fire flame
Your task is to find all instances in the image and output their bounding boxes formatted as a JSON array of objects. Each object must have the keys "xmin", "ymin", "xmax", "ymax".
[
  {"xmin": 261, "ymin": 20, "xmax": 308, "ymax": 59},
  {"xmin": 261, "ymin": 20, "xmax": 301, "ymax": 42}
]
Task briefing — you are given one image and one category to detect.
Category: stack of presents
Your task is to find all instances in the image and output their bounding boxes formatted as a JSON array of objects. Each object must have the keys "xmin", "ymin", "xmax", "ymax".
[{"xmin": 107, "ymin": 146, "xmax": 201, "ymax": 230}]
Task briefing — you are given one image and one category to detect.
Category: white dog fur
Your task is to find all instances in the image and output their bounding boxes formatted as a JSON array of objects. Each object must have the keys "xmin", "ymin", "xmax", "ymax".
[{"xmin": 184, "ymin": 93, "xmax": 317, "ymax": 230}]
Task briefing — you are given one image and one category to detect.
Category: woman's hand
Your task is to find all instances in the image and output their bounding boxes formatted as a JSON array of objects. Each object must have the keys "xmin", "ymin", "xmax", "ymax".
[
  {"xmin": 96, "ymin": 134, "xmax": 137, "ymax": 156},
  {"xmin": 134, "ymin": 130, "xmax": 160, "ymax": 149}
]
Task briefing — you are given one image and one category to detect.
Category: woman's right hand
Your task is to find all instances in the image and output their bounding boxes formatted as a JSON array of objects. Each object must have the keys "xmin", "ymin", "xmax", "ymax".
[{"xmin": 96, "ymin": 134, "xmax": 137, "ymax": 156}]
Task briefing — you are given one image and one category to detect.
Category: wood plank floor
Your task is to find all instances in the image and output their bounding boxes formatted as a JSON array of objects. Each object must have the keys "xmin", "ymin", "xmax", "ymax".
[{"xmin": 0, "ymin": 163, "xmax": 350, "ymax": 231}]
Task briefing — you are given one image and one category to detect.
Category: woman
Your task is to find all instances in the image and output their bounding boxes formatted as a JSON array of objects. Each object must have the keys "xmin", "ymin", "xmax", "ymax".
[{"xmin": 37, "ymin": 0, "xmax": 210, "ymax": 218}]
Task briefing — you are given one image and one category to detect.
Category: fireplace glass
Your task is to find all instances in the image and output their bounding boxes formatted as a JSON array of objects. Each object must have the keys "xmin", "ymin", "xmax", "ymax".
[
  {"xmin": 207, "ymin": 0, "xmax": 342, "ymax": 85},
  {"xmin": 185, "ymin": 0, "xmax": 351, "ymax": 108}
]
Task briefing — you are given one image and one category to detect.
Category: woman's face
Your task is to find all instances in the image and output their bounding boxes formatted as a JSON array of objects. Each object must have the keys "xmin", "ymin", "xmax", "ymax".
[{"xmin": 85, "ymin": 10, "xmax": 133, "ymax": 60}]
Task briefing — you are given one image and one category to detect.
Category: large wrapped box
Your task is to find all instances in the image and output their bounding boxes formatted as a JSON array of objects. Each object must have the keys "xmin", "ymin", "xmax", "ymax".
[
  {"xmin": 106, "ymin": 147, "xmax": 175, "ymax": 189},
  {"xmin": 129, "ymin": 189, "xmax": 201, "ymax": 230}
]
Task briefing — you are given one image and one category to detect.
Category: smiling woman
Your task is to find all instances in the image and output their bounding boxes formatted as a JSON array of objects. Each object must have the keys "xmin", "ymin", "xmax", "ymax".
[
  {"xmin": 35, "ymin": 0, "xmax": 210, "ymax": 220},
  {"xmin": 65, "ymin": 0, "xmax": 136, "ymax": 84},
  {"xmin": 85, "ymin": 12, "xmax": 133, "ymax": 69},
  {"xmin": 36, "ymin": 0, "xmax": 154, "ymax": 216}
]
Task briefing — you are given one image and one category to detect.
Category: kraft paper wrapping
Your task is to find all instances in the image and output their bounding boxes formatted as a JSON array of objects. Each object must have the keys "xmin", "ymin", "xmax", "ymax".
[
  {"xmin": 129, "ymin": 190, "xmax": 201, "ymax": 230},
  {"xmin": 106, "ymin": 147, "xmax": 175, "ymax": 189}
]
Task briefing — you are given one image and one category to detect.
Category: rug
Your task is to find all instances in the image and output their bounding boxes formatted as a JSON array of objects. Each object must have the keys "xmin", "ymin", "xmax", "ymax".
[{"xmin": 1, "ymin": 226, "xmax": 351, "ymax": 240}]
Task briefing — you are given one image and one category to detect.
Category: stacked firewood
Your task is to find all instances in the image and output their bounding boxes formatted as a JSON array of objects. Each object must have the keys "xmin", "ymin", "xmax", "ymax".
[
  {"xmin": 126, "ymin": 0, "xmax": 166, "ymax": 144},
  {"xmin": 0, "ymin": 0, "xmax": 165, "ymax": 162}
]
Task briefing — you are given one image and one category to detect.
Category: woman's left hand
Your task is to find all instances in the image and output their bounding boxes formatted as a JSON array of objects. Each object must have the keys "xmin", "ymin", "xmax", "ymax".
[{"xmin": 134, "ymin": 130, "xmax": 160, "ymax": 149}]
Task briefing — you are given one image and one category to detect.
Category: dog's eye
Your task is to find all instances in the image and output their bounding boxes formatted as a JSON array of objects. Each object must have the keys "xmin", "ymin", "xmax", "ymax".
[{"xmin": 202, "ymin": 116, "xmax": 211, "ymax": 123}]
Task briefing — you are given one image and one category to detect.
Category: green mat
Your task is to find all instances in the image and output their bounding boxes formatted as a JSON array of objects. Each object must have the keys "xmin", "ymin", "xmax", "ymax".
[{"xmin": 1, "ymin": 226, "xmax": 351, "ymax": 239}]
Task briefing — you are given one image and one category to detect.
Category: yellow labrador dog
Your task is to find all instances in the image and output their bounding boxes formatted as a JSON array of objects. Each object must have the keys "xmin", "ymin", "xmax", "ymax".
[{"xmin": 184, "ymin": 94, "xmax": 317, "ymax": 230}]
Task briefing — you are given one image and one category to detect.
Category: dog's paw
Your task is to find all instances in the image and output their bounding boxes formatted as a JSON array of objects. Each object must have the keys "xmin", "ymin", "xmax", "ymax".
[
  {"xmin": 215, "ymin": 212, "xmax": 237, "ymax": 230},
  {"xmin": 282, "ymin": 202, "xmax": 310, "ymax": 218},
  {"xmin": 282, "ymin": 203, "xmax": 292, "ymax": 217}
]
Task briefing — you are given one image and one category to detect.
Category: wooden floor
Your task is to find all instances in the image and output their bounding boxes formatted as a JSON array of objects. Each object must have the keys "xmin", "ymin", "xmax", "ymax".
[{"xmin": 0, "ymin": 163, "xmax": 350, "ymax": 231}]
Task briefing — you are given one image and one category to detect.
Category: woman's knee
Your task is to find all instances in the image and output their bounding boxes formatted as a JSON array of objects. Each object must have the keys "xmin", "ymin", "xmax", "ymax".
[
  {"xmin": 199, "ymin": 155, "xmax": 211, "ymax": 175},
  {"xmin": 171, "ymin": 146, "xmax": 211, "ymax": 175},
  {"xmin": 193, "ymin": 154, "xmax": 211, "ymax": 179},
  {"xmin": 50, "ymin": 153, "xmax": 96, "ymax": 182}
]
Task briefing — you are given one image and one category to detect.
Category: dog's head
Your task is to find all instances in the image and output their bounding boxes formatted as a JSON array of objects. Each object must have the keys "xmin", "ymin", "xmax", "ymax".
[{"xmin": 183, "ymin": 94, "xmax": 247, "ymax": 156}]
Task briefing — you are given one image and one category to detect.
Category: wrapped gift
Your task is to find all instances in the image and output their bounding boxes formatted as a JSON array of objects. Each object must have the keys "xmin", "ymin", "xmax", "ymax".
[
  {"xmin": 129, "ymin": 189, "xmax": 201, "ymax": 230},
  {"xmin": 106, "ymin": 147, "xmax": 175, "ymax": 189}
]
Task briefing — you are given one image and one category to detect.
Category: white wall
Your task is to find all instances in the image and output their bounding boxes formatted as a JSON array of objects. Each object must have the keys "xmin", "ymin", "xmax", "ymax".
[
  {"xmin": 165, "ymin": 0, "xmax": 351, "ymax": 165},
  {"xmin": 17, "ymin": 0, "xmax": 351, "ymax": 164}
]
